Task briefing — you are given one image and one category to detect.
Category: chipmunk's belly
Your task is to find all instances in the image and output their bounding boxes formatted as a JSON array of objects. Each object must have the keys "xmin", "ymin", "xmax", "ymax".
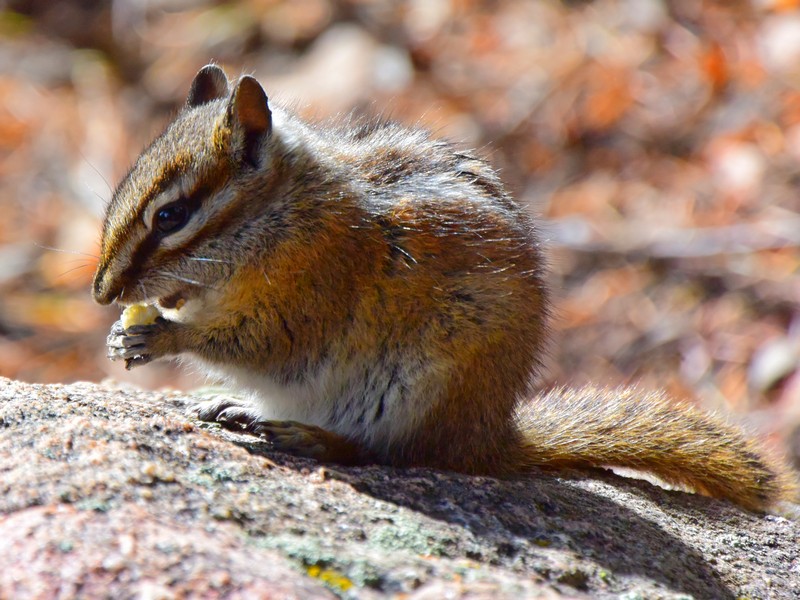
[{"xmin": 189, "ymin": 355, "xmax": 443, "ymax": 457}]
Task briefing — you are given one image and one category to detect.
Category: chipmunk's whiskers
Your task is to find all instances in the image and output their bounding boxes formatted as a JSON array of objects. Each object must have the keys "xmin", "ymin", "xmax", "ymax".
[
  {"xmin": 166, "ymin": 273, "xmax": 218, "ymax": 290},
  {"xmin": 57, "ymin": 263, "xmax": 92, "ymax": 279},
  {"xmin": 187, "ymin": 256, "xmax": 234, "ymax": 264},
  {"xmin": 34, "ymin": 243, "xmax": 99, "ymax": 260}
]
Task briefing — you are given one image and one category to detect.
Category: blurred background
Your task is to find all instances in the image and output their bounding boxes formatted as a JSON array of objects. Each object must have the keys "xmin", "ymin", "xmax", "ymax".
[{"xmin": 0, "ymin": 0, "xmax": 798, "ymax": 467}]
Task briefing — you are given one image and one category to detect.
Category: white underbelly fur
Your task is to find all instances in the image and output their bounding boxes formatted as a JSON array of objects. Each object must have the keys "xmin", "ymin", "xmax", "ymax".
[{"xmin": 186, "ymin": 355, "xmax": 446, "ymax": 457}]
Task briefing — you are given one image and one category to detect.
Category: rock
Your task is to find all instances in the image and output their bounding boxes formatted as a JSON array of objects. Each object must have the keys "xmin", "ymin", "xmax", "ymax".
[{"xmin": 0, "ymin": 377, "xmax": 797, "ymax": 599}]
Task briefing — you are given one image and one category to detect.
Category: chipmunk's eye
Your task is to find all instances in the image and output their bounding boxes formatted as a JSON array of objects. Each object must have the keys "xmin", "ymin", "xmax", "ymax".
[{"xmin": 154, "ymin": 199, "xmax": 190, "ymax": 234}]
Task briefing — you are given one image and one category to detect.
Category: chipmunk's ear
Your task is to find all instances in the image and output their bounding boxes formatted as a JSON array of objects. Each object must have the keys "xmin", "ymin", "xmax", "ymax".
[
  {"xmin": 187, "ymin": 64, "xmax": 229, "ymax": 108},
  {"xmin": 226, "ymin": 75, "xmax": 272, "ymax": 167}
]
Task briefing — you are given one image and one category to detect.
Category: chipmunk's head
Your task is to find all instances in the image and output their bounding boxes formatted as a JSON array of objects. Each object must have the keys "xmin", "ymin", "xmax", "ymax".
[{"xmin": 92, "ymin": 64, "xmax": 273, "ymax": 308}]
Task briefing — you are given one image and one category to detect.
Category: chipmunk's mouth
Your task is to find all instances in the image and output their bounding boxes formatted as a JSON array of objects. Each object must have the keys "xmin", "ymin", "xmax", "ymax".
[
  {"xmin": 115, "ymin": 290, "xmax": 185, "ymax": 310},
  {"xmin": 158, "ymin": 292, "xmax": 186, "ymax": 311}
]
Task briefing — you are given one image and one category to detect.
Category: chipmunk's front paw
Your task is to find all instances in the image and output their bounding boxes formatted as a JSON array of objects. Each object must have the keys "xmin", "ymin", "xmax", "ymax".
[
  {"xmin": 106, "ymin": 318, "xmax": 175, "ymax": 370},
  {"xmin": 192, "ymin": 395, "xmax": 261, "ymax": 428}
]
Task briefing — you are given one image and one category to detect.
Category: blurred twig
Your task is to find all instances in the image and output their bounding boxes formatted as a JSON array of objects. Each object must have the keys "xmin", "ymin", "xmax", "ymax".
[{"xmin": 550, "ymin": 211, "xmax": 800, "ymax": 259}]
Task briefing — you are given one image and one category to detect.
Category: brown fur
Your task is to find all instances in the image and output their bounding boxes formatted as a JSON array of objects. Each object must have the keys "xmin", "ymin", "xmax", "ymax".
[{"xmin": 94, "ymin": 65, "xmax": 797, "ymax": 513}]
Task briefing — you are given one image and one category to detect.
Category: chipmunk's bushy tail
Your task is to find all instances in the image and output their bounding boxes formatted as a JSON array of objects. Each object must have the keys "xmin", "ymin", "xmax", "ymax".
[{"xmin": 515, "ymin": 386, "xmax": 797, "ymax": 512}]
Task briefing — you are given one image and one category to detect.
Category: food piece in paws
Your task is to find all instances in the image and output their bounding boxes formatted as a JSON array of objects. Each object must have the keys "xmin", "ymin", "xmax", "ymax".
[{"xmin": 121, "ymin": 303, "xmax": 161, "ymax": 330}]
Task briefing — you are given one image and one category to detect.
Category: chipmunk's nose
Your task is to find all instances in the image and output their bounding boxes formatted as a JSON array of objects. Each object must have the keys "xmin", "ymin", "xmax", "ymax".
[{"xmin": 92, "ymin": 263, "xmax": 121, "ymax": 305}]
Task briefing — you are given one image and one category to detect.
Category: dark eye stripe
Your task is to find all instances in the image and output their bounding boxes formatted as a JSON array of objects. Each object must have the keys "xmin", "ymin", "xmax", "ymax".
[
  {"xmin": 100, "ymin": 156, "xmax": 234, "ymax": 298},
  {"xmin": 134, "ymin": 154, "xmax": 193, "ymax": 216},
  {"xmin": 147, "ymin": 176, "xmax": 216, "ymax": 232},
  {"xmin": 101, "ymin": 158, "xmax": 189, "ymax": 263},
  {"xmin": 117, "ymin": 182, "xmax": 212, "ymax": 284}
]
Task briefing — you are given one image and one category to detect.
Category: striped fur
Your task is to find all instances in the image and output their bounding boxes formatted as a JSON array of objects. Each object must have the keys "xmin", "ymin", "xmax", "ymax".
[{"xmin": 93, "ymin": 65, "xmax": 797, "ymax": 513}]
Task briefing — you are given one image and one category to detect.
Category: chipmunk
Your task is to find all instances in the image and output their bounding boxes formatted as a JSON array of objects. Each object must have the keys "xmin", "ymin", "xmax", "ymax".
[{"xmin": 92, "ymin": 64, "xmax": 796, "ymax": 512}]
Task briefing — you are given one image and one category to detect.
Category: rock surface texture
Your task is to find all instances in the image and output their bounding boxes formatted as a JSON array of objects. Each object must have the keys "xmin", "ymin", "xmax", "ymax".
[{"xmin": 0, "ymin": 377, "xmax": 797, "ymax": 599}]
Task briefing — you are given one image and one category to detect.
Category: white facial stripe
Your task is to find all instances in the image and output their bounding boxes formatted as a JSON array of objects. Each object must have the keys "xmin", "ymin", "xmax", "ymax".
[
  {"xmin": 107, "ymin": 171, "xmax": 240, "ymax": 301},
  {"xmin": 100, "ymin": 179, "xmax": 190, "ymax": 299},
  {"xmin": 157, "ymin": 185, "xmax": 236, "ymax": 250},
  {"xmin": 142, "ymin": 176, "xmax": 197, "ymax": 230},
  {"xmin": 140, "ymin": 170, "xmax": 234, "ymax": 252}
]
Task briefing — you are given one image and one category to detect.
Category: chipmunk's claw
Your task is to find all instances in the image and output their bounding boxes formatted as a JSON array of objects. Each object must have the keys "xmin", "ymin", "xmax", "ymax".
[
  {"xmin": 191, "ymin": 396, "xmax": 260, "ymax": 428},
  {"xmin": 105, "ymin": 318, "xmax": 166, "ymax": 369},
  {"xmin": 192, "ymin": 399, "xmax": 344, "ymax": 461}
]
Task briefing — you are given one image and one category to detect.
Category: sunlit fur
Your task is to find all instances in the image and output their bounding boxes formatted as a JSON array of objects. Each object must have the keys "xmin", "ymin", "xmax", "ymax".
[{"xmin": 93, "ymin": 66, "xmax": 797, "ymax": 513}]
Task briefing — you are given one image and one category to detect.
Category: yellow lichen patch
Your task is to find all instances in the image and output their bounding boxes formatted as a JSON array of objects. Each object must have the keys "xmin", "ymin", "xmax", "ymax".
[
  {"xmin": 305, "ymin": 565, "xmax": 354, "ymax": 592},
  {"xmin": 121, "ymin": 304, "xmax": 161, "ymax": 329}
]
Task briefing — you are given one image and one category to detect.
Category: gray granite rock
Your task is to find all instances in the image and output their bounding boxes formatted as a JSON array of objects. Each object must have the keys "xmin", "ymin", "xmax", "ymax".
[{"xmin": 1, "ymin": 377, "xmax": 797, "ymax": 599}]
